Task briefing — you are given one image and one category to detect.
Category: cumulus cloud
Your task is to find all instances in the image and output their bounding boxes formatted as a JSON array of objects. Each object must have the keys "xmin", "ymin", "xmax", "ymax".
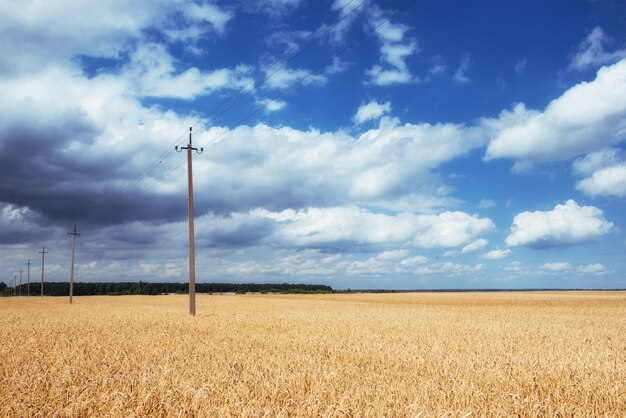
[
  {"xmin": 572, "ymin": 148, "xmax": 623, "ymax": 176},
  {"xmin": 254, "ymin": 206, "xmax": 494, "ymax": 251},
  {"xmin": 414, "ymin": 262, "xmax": 483, "ymax": 276},
  {"xmin": 484, "ymin": 59, "xmax": 626, "ymax": 163},
  {"xmin": 571, "ymin": 148, "xmax": 626, "ymax": 198},
  {"xmin": 353, "ymin": 100, "xmax": 392, "ymax": 124},
  {"xmin": 0, "ymin": 0, "xmax": 233, "ymax": 75},
  {"xmin": 540, "ymin": 262, "xmax": 572, "ymax": 272},
  {"xmin": 376, "ymin": 249, "xmax": 409, "ymax": 260},
  {"xmin": 539, "ymin": 261, "xmax": 608, "ymax": 277},
  {"xmin": 123, "ymin": 43, "xmax": 252, "ymax": 99},
  {"xmin": 0, "ymin": 58, "xmax": 487, "ymax": 234},
  {"xmin": 399, "ymin": 255, "xmax": 428, "ymax": 267},
  {"xmin": 569, "ymin": 27, "xmax": 626, "ymax": 71},
  {"xmin": 577, "ymin": 263, "xmax": 607, "ymax": 275},
  {"xmin": 483, "ymin": 249, "xmax": 512, "ymax": 260},
  {"xmin": 461, "ymin": 239, "xmax": 488, "ymax": 254},
  {"xmin": 576, "ymin": 163, "xmax": 626, "ymax": 198},
  {"xmin": 189, "ymin": 118, "xmax": 486, "ymax": 216},
  {"xmin": 506, "ymin": 200, "xmax": 613, "ymax": 249}
]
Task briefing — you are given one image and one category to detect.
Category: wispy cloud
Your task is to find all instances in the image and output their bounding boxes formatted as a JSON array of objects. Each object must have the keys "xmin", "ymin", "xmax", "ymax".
[
  {"xmin": 453, "ymin": 55, "xmax": 471, "ymax": 84},
  {"xmin": 569, "ymin": 26, "xmax": 626, "ymax": 71}
]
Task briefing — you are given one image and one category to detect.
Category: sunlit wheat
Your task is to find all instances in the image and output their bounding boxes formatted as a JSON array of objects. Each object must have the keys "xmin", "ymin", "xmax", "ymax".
[{"xmin": 1, "ymin": 292, "xmax": 624, "ymax": 416}]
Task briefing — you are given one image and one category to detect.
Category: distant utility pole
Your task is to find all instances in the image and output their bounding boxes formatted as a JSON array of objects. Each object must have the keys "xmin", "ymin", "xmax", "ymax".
[
  {"xmin": 39, "ymin": 247, "xmax": 48, "ymax": 297},
  {"xmin": 176, "ymin": 127, "xmax": 203, "ymax": 316},
  {"xmin": 19, "ymin": 269, "xmax": 22, "ymax": 296},
  {"xmin": 25, "ymin": 260, "xmax": 31, "ymax": 296},
  {"xmin": 68, "ymin": 225, "xmax": 80, "ymax": 304},
  {"xmin": 13, "ymin": 275, "xmax": 16, "ymax": 296}
]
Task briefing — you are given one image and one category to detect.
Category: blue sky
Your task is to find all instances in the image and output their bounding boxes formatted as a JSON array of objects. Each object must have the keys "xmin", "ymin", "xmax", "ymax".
[{"xmin": 0, "ymin": 0, "xmax": 625, "ymax": 289}]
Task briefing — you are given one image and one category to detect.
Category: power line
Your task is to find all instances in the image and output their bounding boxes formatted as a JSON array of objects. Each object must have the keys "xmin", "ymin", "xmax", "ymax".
[
  {"xmin": 119, "ymin": 0, "xmax": 368, "ymax": 196},
  {"xmin": 200, "ymin": 0, "xmax": 369, "ymax": 128},
  {"xmin": 136, "ymin": 0, "xmax": 415, "ymax": 193},
  {"xmin": 121, "ymin": 130, "xmax": 190, "ymax": 194},
  {"xmin": 199, "ymin": 0, "xmax": 416, "ymax": 150}
]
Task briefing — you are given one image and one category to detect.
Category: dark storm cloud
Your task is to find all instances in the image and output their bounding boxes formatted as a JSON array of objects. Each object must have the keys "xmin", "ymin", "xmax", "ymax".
[
  {"xmin": 197, "ymin": 217, "xmax": 275, "ymax": 248},
  {"xmin": 0, "ymin": 117, "xmax": 191, "ymax": 232}
]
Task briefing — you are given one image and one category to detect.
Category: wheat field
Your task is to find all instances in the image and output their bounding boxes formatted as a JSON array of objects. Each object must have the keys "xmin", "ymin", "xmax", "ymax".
[{"xmin": 0, "ymin": 292, "xmax": 624, "ymax": 417}]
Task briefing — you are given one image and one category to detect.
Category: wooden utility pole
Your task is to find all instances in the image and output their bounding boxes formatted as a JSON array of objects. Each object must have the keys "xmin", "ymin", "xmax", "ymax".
[
  {"xmin": 39, "ymin": 247, "xmax": 48, "ymax": 297},
  {"xmin": 68, "ymin": 225, "xmax": 80, "ymax": 304},
  {"xmin": 176, "ymin": 127, "xmax": 203, "ymax": 316},
  {"xmin": 25, "ymin": 260, "xmax": 31, "ymax": 296},
  {"xmin": 13, "ymin": 275, "xmax": 16, "ymax": 296},
  {"xmin": 18, "ymin": 269, "xmax": 22, "ymax": 296}
]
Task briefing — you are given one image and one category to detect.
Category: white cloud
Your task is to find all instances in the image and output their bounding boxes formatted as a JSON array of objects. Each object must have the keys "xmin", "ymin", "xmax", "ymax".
[
  {"xmin": 572, "ymin": 148, "xmax": 626, "ymax": 198},
  {"xmin": 325, "ymin": 57, "xmax": 350, "ymax": 75},
  {"xmin": 353, "ymin": 100, "xmax": 392, "ymax": 124},
  {"xmin": 429, "ymin": 55, "xmax": 447, "ymax": 76},
  {"xmin": 367, "ymin": 65, "xmax": 415, "ymax": 85},
  {"xmin": 483, "ymin": 249, "xmax": 511, "ymax": 260},
  {"xmin": 249, "ymin": 0, "xmax": 304, "ymax": 19},
  {"xmin": 577, "ymin": 263, "xmax": 607, "ymax": 275},
  {"xmin": 257, "ymin": 98, "xmax": 288, "ymax": 112},
  {"xmin": 461, "ymin": 239, "xmax": 488, "ymax": 254},
  {"xmin": 377, "ymin": 249, "xmax": 409, "ymax": 260},
  {"xmin": 484, "ymin": 59, "xmax": 626, "ymax": 163},
  {"xmin": 477, "ymin": 199, "xmax": 496, "ymax": 209},
  {"xmin": 414, "ymin": 262, "xmax": 483, "ymax": 276},
  {"xmin": 250, "ymin": 206, "xmax": 493, "ymax": 250},
  {"xmin": 506, "ymin": 200, "xmax": 614, "ymax": 249},
  {"xmin": 412, "ymin": 212, "xmax": 495, "ymax": 249},
  {"xmin": 505, "ymin": 261, "xmax": 523, "ymax": 272},
  {"xmin": 367, "ymin": 15, "xmax": 418, "ymax": 86},
  {"xmin": 328, "ymin": 0, "xmax": 368, "ymax": 44},
  {"xmin": 572, "ymin": 148, "xmax": 622, "ymax": 176},
  {"xmin": 453, "ymin": 55, "xmax": 471, "ymax": 84},
  {"xmin": 123, "ymin": 43, "xmax": 252, "ymax": 99},
  {"xmin": 399, "ymin": 255, "xmax": 428, "ymax": 267},
  {"xmin": 576, "ymin": 163, "xmax": 626, "ymax": 198},
  {"xmin": 264, "ymin": 66, "xmax": 327, "ymax": 89},
  {"xmin": 0, "ymin": 0, "xmax": 234, "ymax": 75},
  {"xmin": 569, "ymin": 27, "xmax": 626, "ymax": 71},
  {"xmin": 541, "ymin": 262, "xmax": 572, "ymax": 272},
  {"xmin": 187, "ymin": 117, "xmax": 486, "ymax": 215},
  {"xmin": 184, "ymin": 3, "xmax": 232, "ymax": 34},
  {"xmin": 375, "ymin": 20, "xmax": 409, "ymax": 43},
  {"xmin": 165, "ymin": 3, "xmax": 233, "ymax": 42}
]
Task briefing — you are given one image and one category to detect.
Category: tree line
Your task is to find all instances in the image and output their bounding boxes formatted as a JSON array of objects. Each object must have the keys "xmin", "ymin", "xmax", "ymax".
[{"xmin": 1, "ymin": 281, "xmax": 333, "ymax": 296}]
